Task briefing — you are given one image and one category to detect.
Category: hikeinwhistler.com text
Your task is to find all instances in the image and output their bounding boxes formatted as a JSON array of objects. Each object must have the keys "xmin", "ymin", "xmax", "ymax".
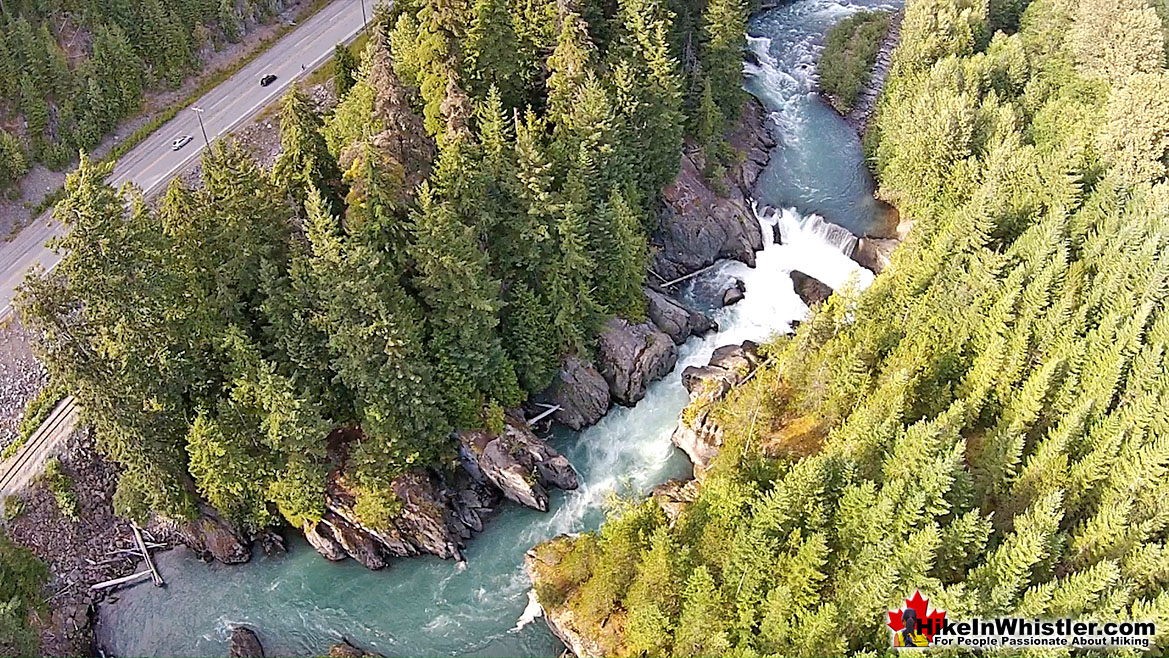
[{"xmin": 918, "ymin": 617, "xmax": 1155, "ymax": 649}]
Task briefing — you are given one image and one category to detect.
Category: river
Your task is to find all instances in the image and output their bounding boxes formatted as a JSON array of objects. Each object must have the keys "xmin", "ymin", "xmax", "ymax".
[{"xmin": 98, "ymin": 0, "xmax": 899, "ymax": 654}]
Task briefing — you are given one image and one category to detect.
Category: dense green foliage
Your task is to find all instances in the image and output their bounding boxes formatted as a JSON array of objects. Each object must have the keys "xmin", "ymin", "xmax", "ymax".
[
  {"xmin": 818, "ymin": 10, "xmax": 893, "ymax": 113},
  {"xmin": 0, "ymin": 534, "xmax": 48, "ymax": 656},
  {"xmin": 42, "ymin": 457, "xmax": 79, "ymax": 520},
  {"xmin": 14, "ymin": 382, "xmax": 65, "ymax": 448},
  {"xmin": 18, "ymin": 0, "xmax": 751, "ymax": 530},
  {"xmin": 0, "ymin": 0, "xmax": 288, "ymax": 187},
  {"xmin": 536, "ymin": 0, "xmax": 1169, "ymax": 655}
]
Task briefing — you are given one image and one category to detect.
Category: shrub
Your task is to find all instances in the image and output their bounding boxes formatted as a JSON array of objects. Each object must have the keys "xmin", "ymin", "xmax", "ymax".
[{"xmin": 42, "ymin": 457, "xmax": 78, "ymax": 520}]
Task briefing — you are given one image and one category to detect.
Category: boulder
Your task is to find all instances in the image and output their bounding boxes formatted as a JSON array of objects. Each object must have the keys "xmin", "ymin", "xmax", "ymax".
[
  {"xmin": 228, "ymin": 627, "xmax": 264, "ymax": 658},
  {"xmin": 445, "ymin": 478, "xmax": 496, "ymax": 537},
  {"xmin": 303, "ymin": 521, "xmax": 347, "ymax": 561},
  {"xmin": 459, "ymin": 414, "xmax": 579, "ymax": 512},
  {"xmin": 328, "ymin": 640, "xmax": 384, "ymax": 657},
  {"xmin": 598, "ymin": 318, "xmax": 678, "ymax": 406},
  {"xmin": 671, "ymin": 341, "xmax": 764, "ymax": 479},
  {"xmin": 723, "ymin": 286, "xmax": 744, "ymax": 306},
  {"xmin": 722, "ymin": 279, "xmax": 746, "ymax": 307},
  {"xmin": 852, "ymin": 237, "xmax": 898, "ymax": 274},
  {"xmin": 790, "ymin": 271, "xmax": 833, "ymax": 308},
  {"xmin": 257, "ymin": 528, "xmax": 286, "ymax": 557},
  {"xmin": 644, "ymin": 287, "xmax": 717, "ymax": 345},
  {"xmin": 322, "ymin": 512, "xmax": 386, "ymax": 570},
  {"xmin": 541, "ymin": 356, "xmax": 610, "ymax": 430},
  {"xmin": 651, "ymin": 479, "xmax": 701, "ymax": 526},
  {"xmin": 179, "ymin": 506, "xmax": 251, "ymax": 564}
]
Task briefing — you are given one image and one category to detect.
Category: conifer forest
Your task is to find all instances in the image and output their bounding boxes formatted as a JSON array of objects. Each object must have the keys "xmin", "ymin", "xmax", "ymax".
[{"xmin": 532, "ymin": 0, "xmax": 1169, "ymax": 655}]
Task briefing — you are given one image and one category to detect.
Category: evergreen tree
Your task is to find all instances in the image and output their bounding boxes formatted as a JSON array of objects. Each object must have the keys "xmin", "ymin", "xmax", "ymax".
[
  {"xmin": 590, "ymin": 188, "xmax": 649, "ymax": 320},
  {"xmin": 334, "ymin": 42, "xmax": 359, "ymax": 99},
  {"xmin": 409, "ymin": 183, "xmax": 522, "ymax": 426},
  {"xmin": 698, "ymin": 0, "xmax": 746, "ymax": 121},
  {"xmin": 302, "ymin": 187, "xmax": 451, "ymax": 488},
  {"xmin": 272, "ymin": 86, "xmax": 346, "ymax": 215},
  {"xmin": 465, "ymin": 0, "xmax": 525, "ymax": 104},
  {"xmin": 613, "ymin": 0, "xmax": 686, "ymax": 198},
  {"xmin": 502, "ymin": 282, "xmax": 560, "ymax": 393}
]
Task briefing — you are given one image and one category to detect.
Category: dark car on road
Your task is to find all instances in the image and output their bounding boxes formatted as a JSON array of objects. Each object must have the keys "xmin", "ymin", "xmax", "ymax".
[{"xmin": 260, "ymin": 74, "xmax": 278, "ymax": 87}]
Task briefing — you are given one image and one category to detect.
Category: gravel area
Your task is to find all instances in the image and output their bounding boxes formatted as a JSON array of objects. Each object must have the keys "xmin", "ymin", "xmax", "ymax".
[
  {"xmin": 5, "ymin": 426, "xmax": 147, "ymax": 656},
  {"xmin": 0, "ymin": 316, "xmax": 48, "ymax": 451}
]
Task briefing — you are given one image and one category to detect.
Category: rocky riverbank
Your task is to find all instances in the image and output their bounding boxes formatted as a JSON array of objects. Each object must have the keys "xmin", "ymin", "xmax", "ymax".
[
  {"xmin": 842, "ymin": 10, "xmax": 903, "ymax": 136},
  {"xmin": 540, "ymin": 97, "xmax": 773, "ymax": 429},
  {"xmin": 3, "ymin": 426, "xmax": 186, "ymax": 656},
  {"xmin": 650, "ymin": 100, "xmax": 775, "ymax": 281}
]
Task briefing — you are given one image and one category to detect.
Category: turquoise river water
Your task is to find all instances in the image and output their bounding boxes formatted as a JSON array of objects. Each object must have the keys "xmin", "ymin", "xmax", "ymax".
[{"xmin": 99, "ymin": 0, "xmax": 899, "ymax": 654}]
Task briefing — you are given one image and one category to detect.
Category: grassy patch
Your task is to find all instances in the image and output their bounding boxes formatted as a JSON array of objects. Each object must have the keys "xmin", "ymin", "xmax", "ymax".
[
  {"xmin": 43, "ymin": 457, "xmax": 79, "ymax": 520},
  {"xmin": 14, "ymin": 384, "xmax": 66, "ymax": 451},
  {"xmin": 818, "ymin": 10, "xmax": 893, "ymax": 113}
]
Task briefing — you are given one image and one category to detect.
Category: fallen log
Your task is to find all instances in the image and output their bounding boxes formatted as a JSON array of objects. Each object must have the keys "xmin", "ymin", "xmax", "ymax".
[
  {"xmin": 661, "ymin": 263, "xmax": 721, "ymax": 288},
  {"xmin": 526, "ymin": 405, "xmax": 562, "ymax": 425},
  {"xmin": 89, "ymin": 570, "xmax": 152, "ymax": 592},
  {"xmin": 132, "ymin": 523, "xmax": 164, "ymax": 587}
]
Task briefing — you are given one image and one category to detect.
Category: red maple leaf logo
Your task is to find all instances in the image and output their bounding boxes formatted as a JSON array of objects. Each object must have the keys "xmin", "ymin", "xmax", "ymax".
[{"xmin": 887, "ymin": 590, "xmax": 947, "ymax": 641}]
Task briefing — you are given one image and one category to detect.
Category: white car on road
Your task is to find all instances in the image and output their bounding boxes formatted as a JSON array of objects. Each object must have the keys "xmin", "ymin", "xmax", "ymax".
[{"xmin": 171, "ymin": 135, "xmax": 193, "ymax": 151}]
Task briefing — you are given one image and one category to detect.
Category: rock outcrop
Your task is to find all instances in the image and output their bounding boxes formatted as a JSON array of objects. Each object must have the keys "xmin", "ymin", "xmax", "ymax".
[
  {"xmin": 303, "ymin": 520, "xmax": 347, "ymax": 561},
  {"xmin": 541, "ymin": 356, "xmax": 611, "ymax": 430},
  {"xmin": 228, "ymin": 627, "xmax": 265, "ymax": 658},
  {"xmin": 525, "ymin": 540, "xmax": 610, "ymax": 658},
  {"xmin": 328, "ymin": 640, "xmax": 384, "ymax": 657},
  {"xmin": 650, "ymin": 100, "xmax": 774, "ymax": 281},
  {"xmin": 321, "ymin": 512, "xmax": 387, "ymax": 570},
  {"xmin": 651, "ymin": 478, "xmax": 700, "ymax": 526},
  {"xmin": 852, "ymin": 237, "xmax": 898, "ymax": 274},
  {"xmin": 539, "ymin": 291, "xmax": 712, "ymax": 429},
  {"xmin": 598, "ymin": 318, "xmax": 678, "ymax": 406},
  {"xmin": 722, "ymin": 279, "xmax": 746, "ymax": 307},
  {"xmin": 671, "ymin": 341, "xmax": 765, "ymax": 480},
  {"xmin": 303, "ymin": 415, "xmax": 576, "ymax": 569},
  {"xmin": 459, "ymin": 414, "xmax": 579, "ymax": 512},
  {"xmin": 791, "ymin": 271, "xmax": 833, "ymax": 308},
  {"xmin": 645, "ymin": 287, "xmax": 717, "ymax": 345},
  {"xmin": 257, "ymin": 528, "xmax": 286, "ymax": 557},
  {"xmin": 177, "ymin": 506, "xmax": 251, "ymax": 564}
]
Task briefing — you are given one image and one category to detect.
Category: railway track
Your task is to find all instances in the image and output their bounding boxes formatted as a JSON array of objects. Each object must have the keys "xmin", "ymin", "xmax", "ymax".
[{"xmin": 0, "ymin": 395, "xmax": 79, "ymax": 497}]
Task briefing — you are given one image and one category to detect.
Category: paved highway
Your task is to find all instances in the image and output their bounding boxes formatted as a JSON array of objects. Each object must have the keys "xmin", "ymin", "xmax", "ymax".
[{"xmin": 0, "ymin": 0, "xmax": 366, "ymax": 319}]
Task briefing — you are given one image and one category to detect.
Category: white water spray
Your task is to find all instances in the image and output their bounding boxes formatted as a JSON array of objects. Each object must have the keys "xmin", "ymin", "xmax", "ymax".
[{"xmin": 512, "ymin": 590, "xmax": 544, "ymax": 632}]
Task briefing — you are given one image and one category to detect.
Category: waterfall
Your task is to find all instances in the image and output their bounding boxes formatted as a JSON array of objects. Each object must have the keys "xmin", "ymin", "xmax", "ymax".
[{"xmin": 763, "ymin": 204, "xmax": 860, "ymax": 256}]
